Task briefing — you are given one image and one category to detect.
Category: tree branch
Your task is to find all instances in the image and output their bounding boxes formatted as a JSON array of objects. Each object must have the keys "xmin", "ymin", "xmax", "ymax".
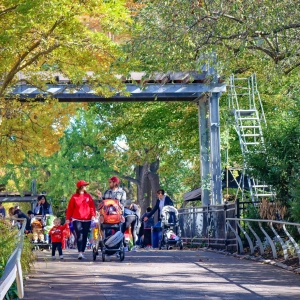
[
  {"xmin": 0, "ymin": 5, "xmax": 18, "ymax": 17},
  {"xmin": 284, "ymin": 61, "xmax": 300, "ymax": 75},
  {"xmin": 212, "ymin": 11, "xmax": 243, "ymax": 24},
  {"xmin": 0, "ymin": 17, "xmax": 65, "ymax": 96}
]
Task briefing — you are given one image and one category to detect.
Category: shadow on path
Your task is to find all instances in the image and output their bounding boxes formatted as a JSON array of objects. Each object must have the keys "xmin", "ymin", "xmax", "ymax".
[{"xmin": 23, "ymin": 248, "xmax": 300, "ymax": 300}]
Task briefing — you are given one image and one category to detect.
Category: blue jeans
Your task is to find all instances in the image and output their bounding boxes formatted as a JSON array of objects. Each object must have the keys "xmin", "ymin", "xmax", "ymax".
[{"xmin": 154, "ymin": 221, "xmax": 161, "ymax": 228}]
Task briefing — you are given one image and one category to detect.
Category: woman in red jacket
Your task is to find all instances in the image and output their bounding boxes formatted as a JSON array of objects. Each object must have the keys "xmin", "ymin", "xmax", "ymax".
[{"xmin": 66, "ymin": 180, "xmax": 96, "ymax": 260}]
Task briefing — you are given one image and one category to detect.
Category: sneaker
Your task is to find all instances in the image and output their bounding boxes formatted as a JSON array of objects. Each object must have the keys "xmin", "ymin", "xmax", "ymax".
[
  {"xmin": 124, "ymin": 247, "xmax": 128, "ymax": 252},
  {"xmin": 78, "ymin": 253, "xmax": 83, "ymax": 260},
  {"xmin": 116, "ymin": 253, "xmax": 120, "ymax": 258},
  {"xmin": 131, "ymin": 247, "xmax": 137, "ymax": 252},
  {"xmin": 60, "ymin": 255, "xmax": 64, "ymax": 260},
  {"xmin": 52, "ymin": 256, "xmax": 56, "ymax": 260}
]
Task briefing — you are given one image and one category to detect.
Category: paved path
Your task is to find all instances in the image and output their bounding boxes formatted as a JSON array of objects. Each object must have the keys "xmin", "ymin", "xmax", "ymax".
[{"xmin": 23, "ymin": 248, "xmax": 300, "ymax": 300}]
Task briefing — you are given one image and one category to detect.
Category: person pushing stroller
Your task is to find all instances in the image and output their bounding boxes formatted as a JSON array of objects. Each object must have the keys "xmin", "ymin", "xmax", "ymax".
[
  {"xmin": 143, "ymin": 189, "xmax": 174, "ymax": 226},
  {"xmin": 96, "ymin": 176, "xmax": 126, "ymax": 206}
]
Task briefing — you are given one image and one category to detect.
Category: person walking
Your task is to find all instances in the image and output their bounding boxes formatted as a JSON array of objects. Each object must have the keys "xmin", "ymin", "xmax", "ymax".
[
  {"xmin": 66, "ymin": 180, "xmax": 96, "ymax": 260},
  {"xmin": 96, "ymin": 176, "xmax": 126, "ymax": 207},
  {"xmin": 34, "ymin": 195, "xmax": 53, "ymax": 216},
  {"xmin": 122, "ymin": 200, "xmax": 140, "ymax": 251},
  {"xmin": 49, "ymin": 217, "xmax": 69, "ymax": 260}
]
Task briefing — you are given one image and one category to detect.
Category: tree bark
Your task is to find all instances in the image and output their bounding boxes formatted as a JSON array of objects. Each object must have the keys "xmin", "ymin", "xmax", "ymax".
[
  {"xmin": 148, "ymin": 159, "xmax": 160, "ymax": 222},
  {"xmin": 125, "ymin": 159, "xmax": 161, "ymax": 215}
]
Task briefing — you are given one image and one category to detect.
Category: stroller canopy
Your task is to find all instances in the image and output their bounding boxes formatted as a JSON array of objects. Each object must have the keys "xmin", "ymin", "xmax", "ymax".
[{"xmin": 161, "ymin": 205, "xmax": 178, "ymax": 224}]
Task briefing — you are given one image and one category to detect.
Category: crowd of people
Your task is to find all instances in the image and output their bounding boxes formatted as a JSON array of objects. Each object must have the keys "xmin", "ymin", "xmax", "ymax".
[{"xmin": 0, "ymin": 175, "xmax": 174, "ymax": 261}]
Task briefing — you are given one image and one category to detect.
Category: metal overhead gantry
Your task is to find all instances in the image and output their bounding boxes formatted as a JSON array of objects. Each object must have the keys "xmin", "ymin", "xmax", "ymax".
[{"xmin": 6, "ymin": 71, "xmax": 226, "ymax": 205}]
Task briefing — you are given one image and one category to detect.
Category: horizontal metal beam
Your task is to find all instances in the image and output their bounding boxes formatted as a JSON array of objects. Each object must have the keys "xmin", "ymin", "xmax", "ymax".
[
  {"xmin": 9, "ymin": 83, "xmax": 227, "ymax": 102},
  {"xmin": 0, "ymin": 197, "xmax": 37, "ymax": 202}
]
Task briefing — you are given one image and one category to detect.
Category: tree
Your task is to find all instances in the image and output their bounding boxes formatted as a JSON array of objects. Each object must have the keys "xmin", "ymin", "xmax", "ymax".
[
  {"xmin": 130, "ymin": 1, "xmax": 300, "ymax": 76},
  {"xmin": 0, "ymin": 0, "xmax": 132, "ymax": 165},
  {"xmin": 126, "ymin": 0, "xmax": 300, "ymax": 205},
  {"xmin": 90, "ymin": 101, "xmax": 201, "ymax": 211},
  {"xmin": 246, "ymin": 104, "xmax": 300, "ymax": 220}
]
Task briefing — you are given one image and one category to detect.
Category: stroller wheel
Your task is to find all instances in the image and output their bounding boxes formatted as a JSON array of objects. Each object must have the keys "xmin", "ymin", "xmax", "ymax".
[
  {"xmin": 119, "ymin": 250, "xmax": 125, "ymax": 262},
  {"xmin": 166, "ymin": 244, "xmax": 170, "ymax": 250},
  {"xmin": 99, "ymin": 241, "xmax": 104, "ymax": 252},
  {"xmin": 102, "ymin": 252, "xmax": 105, "ymax": 262},
  {"xmin": 180, "ymin": 241, "xmax": 183, "ymax": 250}
]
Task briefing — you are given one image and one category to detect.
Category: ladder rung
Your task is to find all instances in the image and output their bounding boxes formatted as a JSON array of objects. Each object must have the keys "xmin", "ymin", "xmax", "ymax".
[
  {"xmin": 241, "ymin": 126, "xmax": 260, "ymax": 128},
  {"xmin": 238, "ymin": 117, "xmax": 258, "ymax": 121},
  {"xmin": 243, "ymin": 142, "xmax": 260, "ymax": 145},
  {"xmin": 236, "ymin": 110, "xmax": 256, "ymax": 116},
  {"xmin": 252, "ymin": 185, "xmax": 269, "ymax": 188},
  {"xmin": 255, "ymin": 194, "xmax": 274, "ymax": 197},
  {"xmin": 242, "ymin": 134, "xmax": 261, "ymax": 137}
]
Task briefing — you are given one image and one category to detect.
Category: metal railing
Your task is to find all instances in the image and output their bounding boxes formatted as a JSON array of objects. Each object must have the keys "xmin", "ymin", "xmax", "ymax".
[
  {"xmin": 226, "ymin": 218, "xmax": 300, "ymax": 263},
  {"xmin": 178, "ymin": 202, "xmax": 236, "ymax": 248},
  {"xmin": 0, "ymin": 218, "xmax": 27, "ymax": 299}
]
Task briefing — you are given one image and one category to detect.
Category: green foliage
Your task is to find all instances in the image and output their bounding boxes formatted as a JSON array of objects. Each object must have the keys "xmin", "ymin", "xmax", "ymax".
[
  {"xmin": 247, "ymin": 103, "xmax": 300, "ymax": 210},
  {"xmin": 0, "ymin": 0, "xmax": 132, "ymax": 165},
  {"xmin": 90, "ymin": 101, "xmax": 201, "ymax": 194},
  {"xmin": 290, "ymin": 184, "xmax": 300, "ymax": 224},
  {"xmin": 131, "ymin": 1, "xmax": 300, "ymax": 78},
  {"xmin": 0, "ymin": 219, "xmax": 35, "ymax": 299}
]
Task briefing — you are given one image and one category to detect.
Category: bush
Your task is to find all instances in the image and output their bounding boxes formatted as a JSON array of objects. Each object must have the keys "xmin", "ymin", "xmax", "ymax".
[{"xmin": 0, "ymin": 219, "xmax": 36, "ymax": 299}]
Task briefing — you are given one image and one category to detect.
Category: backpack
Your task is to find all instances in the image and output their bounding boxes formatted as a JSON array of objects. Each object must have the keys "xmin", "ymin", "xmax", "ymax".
[{"xmin": 99, "ymin": 199, "xmax": 123, "ymax": 224}]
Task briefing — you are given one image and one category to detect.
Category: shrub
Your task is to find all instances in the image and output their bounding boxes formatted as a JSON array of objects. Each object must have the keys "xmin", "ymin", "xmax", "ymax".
[{"xmin": 0, "ymin": 219, "xmax": 36, "ymax": 299}]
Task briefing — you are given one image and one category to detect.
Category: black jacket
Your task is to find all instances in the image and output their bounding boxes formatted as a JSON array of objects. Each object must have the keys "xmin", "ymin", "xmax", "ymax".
[
  {"xmin": 147, "ymin": 196, "xmax": 173, "ymax": 221},
  {"xmin": 14, "ymin": 209, "xmax": 31, "ymax": 231}
]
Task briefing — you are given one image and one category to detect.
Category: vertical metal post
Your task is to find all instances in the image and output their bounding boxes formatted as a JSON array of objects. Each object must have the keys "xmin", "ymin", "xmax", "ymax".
[
  {"xmin": 197, "ymin": 97, "xmax": 210, "ymax": 205},
  {"xmin": 209, "ymin": 92, "xmax": 222, "ymax": 205}
]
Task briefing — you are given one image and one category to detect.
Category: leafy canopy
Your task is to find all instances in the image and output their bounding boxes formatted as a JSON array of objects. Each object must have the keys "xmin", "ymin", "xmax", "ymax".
[{"xmin": 0, "ymin": 0, "xmax": 132, "ymax": 165}]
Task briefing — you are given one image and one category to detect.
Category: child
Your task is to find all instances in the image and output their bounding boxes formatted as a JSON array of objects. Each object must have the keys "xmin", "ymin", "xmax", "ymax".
[{"xmin": 49, "ymin": 218, "xmax": 69, "ymax": 260}]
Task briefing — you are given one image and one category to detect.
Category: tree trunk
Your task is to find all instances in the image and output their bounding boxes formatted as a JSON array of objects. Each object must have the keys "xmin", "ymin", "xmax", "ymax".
[
  {"xmin": 148, "ymin": 159, "xmax": 160, "ymax": 222},
  {"xmin": 125, "ymin": 159, "xmax": 161, "ymax": 215},
  {"xmin": 135, "ymin": 163, "xmax": 151, "ymax": 213}
]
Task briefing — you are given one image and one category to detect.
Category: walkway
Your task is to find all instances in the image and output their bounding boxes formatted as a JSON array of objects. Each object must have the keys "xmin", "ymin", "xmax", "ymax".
[{"xmin": 23, "ymin": 248, "xmax": 300, "ymax": 300}]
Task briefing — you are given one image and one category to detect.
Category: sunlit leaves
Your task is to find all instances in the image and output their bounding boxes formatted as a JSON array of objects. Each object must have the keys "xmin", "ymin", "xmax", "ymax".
[{"xmin": 0, "ymin": 0, "xmax": 132, "ymax": 165}]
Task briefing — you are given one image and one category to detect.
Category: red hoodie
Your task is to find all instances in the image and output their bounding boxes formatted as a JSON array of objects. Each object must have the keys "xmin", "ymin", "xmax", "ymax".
[
  {"xmin": 49, "ymin": 224, "xmax": 69, "ymax": 243},
  {"xmin": 66, "ymin": 192, "xmax": 96, "ymax": 221}
]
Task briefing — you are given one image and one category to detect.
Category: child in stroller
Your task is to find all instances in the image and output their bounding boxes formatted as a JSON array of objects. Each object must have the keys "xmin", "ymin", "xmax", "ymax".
[
  {"xmin": 97, "ymin": 199, "xmax": 125, "ymax": 262},
  {"xmin": 159, "ymin": 205, "xmax": 183, "ymax": 250}
]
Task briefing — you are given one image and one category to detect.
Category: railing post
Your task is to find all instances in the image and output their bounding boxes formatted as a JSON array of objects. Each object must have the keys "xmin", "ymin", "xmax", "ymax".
[{"xmin": 16, "ymin": 258, "xmax": 24, "ymax": 298}]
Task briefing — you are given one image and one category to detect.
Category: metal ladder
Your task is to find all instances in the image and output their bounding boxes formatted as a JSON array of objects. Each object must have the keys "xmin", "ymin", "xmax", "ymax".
[{"xmin": 228, "ymin": 74, "xmax": 274, "ymax": 201}]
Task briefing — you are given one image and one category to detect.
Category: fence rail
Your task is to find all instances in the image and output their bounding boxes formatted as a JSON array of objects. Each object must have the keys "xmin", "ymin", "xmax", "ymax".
[
  {"xmin": 178, "ymin": 202, "xmax": 236, "ymax": 248},
  {"xmin": 0, "ymin": 218, "xmax": 27, "ymax": 300},
  {"xmin": 226, "ymin": 218, "xmax": 300, "ymax": 263}
]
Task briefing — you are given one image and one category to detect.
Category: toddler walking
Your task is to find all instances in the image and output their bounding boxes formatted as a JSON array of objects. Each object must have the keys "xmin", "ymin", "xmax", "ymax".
[{"xmin": 49, "ymin": 217, "xmax": 69, "ymax": 260}]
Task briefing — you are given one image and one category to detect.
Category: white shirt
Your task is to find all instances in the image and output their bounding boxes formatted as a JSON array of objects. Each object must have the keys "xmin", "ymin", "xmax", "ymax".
[{"xmin": 159, "ymin": 196, "xmax": 165, "ymax": 215}]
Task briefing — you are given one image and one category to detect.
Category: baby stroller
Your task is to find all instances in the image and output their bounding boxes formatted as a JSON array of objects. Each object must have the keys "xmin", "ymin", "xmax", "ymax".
[
  {"xmin": 31, "ymin": 215, "xmax": 54, "ymax": 250},
  {"xmin": 98, "ymin": 199, "xmax": 125, "ymax": 262},
  {"xmin": 159, "ymin": 205, "xmax": 183, "ymax": 250}
]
